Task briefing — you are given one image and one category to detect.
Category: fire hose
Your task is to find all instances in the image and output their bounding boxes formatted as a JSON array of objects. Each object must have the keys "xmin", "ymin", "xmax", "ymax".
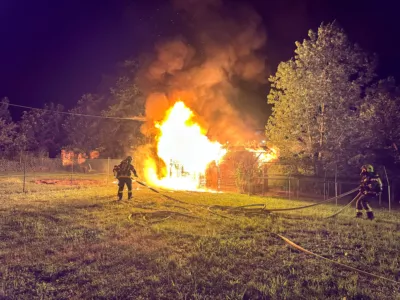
[
  {"xmin": 133, "ymin": 179, "xmax": 161, "ymax": 194},
  {"xmin": 132, "ymin": 178, "xmax": 197, "ymax": 206},
  {"xmin": 132, "ymin": 178, "xmax": 360, "ymax": 215},
  {"xmin": 204, "ymin": 206, "xmax": 400, "ymax": 285},
  {"xmin": 127, "ymin": 179, "xmax": 206, "ymax": 224},
  {"xmin": 128, "ymin": 207, "xmax": 399, "ymax": 285},
  {"xmin": 228, "ymin": 187, "xmax": 359, "ymax": 212},
  {"xmin": 275, "ymin": 233, "xmax": 399, "ymax": 285},
  {"xmin": 126, "ymin": 184, "xmax": 399, "ymax": 285},
  {"xmin": 325, "ymin": 192, "xmax": 363, "ymax": 219}
]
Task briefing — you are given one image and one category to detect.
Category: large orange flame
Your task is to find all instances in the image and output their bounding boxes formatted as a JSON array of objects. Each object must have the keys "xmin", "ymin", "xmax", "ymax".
[{"xmin": 144, "ymin": 101, "xmax": 227, "ymax": 190}]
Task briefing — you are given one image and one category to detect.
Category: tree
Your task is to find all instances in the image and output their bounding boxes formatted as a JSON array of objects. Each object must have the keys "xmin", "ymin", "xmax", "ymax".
[
  {"xmin": 356, "ymin": 78, "xmax": 400, "ymax": 184},
  {"xmin": 0, "ymin": 97, "xmax": 12, "ymax": 122},
  {"xmin": 62, "ymin": 60, "xmax": 145, "ymax": 158},
  {"xmin": 266, "ymin": 23, "xmax": 377, "ymax": 175},
  {"xmin": 100, "ymin": 75, "xmax": 146, "ymax": 158},
  {"xmin": 63, "ymin": 81, "xmax": 145, "ymax": 158},
  {"xmin": 18, "ymin": 103, "xmax": 65, "ymax": 157},
  {"xmin": 62, "ymin": 94, "xmax": 106, "ymax": 154},
  {"xmin": 0, "ymin": 99, "xmax": 17, "ymax": 158}
]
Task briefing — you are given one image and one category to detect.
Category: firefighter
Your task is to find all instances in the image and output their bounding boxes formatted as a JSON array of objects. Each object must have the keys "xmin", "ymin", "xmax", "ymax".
[
  {"xmin": 356, "ymin": 164, "xmax": 383, "ymax": 220},
  {"xmin": 113, "ymin": 156, "xmax": 138, "ymax": 201}
]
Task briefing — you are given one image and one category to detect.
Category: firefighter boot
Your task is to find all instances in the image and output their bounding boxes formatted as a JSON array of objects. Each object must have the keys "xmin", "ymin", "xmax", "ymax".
[
  {"xmin": 367, "ymin": 211, "xmax": 374, "ymax": 220},
  {"xmin": 355, "ymin": 211, "xmax": 363, "ymax": 218},
  {"xmin": 128, "ymin": 191, "xmax": 132, "ymax": 200}
]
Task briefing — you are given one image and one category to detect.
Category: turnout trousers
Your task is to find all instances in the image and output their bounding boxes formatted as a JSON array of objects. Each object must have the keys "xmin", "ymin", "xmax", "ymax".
[
  {"xmin": 356, "ymin": 194, "xmax": 375, "ymax": 220},
  {"xmin": 117, "ymin": 177, "xmax": 133, "ymax": 200}
]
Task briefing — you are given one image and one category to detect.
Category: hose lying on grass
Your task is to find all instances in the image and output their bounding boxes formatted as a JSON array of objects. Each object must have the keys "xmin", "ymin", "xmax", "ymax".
[
  {"xmin": 207, "ymin": 205, "xmax": 236, "ymax": 220},
  {"xmin": 132, "ymin": 180, "xmax": 361, "ymax": 219},
  {"xmin": 205, "ymin": 207, "xmax": 400, "ymax": 285},
  {"xmin": 134, "ymin": 179, "xmax": 194, "ymax": 205},
  {"xmin": 125, "ymin": 186, "xmax": 399, "ymax": 285},
  {"xmin": 275, "ymin": 233, "xmax": 399, "ymax": 285},
  {"xmin": 228, "ymin": 187, "xmax": 359, "ymax": 212},
  {"xmin": 228, "ymin": 203, "xmax": 268, "ymax": 211},
  {"xmin": 134, "ymin": 178, "xmax": 360, "ymax": 217},
  {"xmin": 325, "ymin": 192, "xmax": 362, "ymax": 219}
]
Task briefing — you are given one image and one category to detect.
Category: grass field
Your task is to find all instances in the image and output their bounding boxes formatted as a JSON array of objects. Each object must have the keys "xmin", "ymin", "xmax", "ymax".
[{"xmin": 0, "ymin": 177, "xmax": 399, "ymax": 299}]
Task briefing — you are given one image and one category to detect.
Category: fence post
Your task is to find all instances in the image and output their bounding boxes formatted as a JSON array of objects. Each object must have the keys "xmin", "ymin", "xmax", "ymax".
[
  {"xmin": 288, "ymin": 176, "xmax": 291, "ymax": 200},
  {"xmin": 297, "ymin": 178, "xmax": 299, "ymax": 200},
  {"xmin": 23, "ymin": 155, "xmax": 26, "ymax": 193},
  {"xmin": 327, "ymin": 181, "xmax": 330, "ymax": 198},
  {"xmin": 335, "ymin": 164, "xmax": 338, "ymax": 206},
  {"xmin": 247, "ymin": 173, "xmax": 251, "ymax": 196},
  {"xmin": 70, "ymin": 160, "xmax": 73, "ymax": 185},
  {"xmin": 217, "ymin": 164, "xmax": 220, "ymax": 191},
  {"xmin": 107, "ymin": 157, "xmax": 110, "ymax": 184},
  {"xmin": 262, "ymin": 166, "xmax": 265, "ymax": 196},
  {"xmin": 383, "ymin": 166, "xmax": 390, "ymax": 212}
]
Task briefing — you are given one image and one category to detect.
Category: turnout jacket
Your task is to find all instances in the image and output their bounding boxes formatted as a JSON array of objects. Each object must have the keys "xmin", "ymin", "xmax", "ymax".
[
  {"xmin": 360, "ymin": 172, "xmax": 383, "ymax": 196},
  {"xmin": 113, "ymin": 161, "xmax": 138, "ymax": 179}
]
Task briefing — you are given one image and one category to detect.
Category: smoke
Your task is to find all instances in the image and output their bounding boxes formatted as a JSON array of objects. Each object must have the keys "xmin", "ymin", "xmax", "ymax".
[{"xmin": 139, "ymin": 0, "xmax": 268, "ymax": 144}]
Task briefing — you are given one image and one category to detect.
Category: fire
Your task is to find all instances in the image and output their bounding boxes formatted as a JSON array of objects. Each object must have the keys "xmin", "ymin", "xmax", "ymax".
[
  {"xmin": 90, "ymin": 151, "xmax": 100, "ymax": 159},
  {"xmin": 245, "ymin": 147, "xmax": 278, "ymax": 165},
  {"xmin": 61, "ymin": 150, "xmax": 100, "ymax": 167},
  {"xmin": 61, "ymin": 150, "xmax": 74, "ymax": 166},
  {"xmin": 77, "ymin": 153, "xmax": 87, "ymax": 164},
  {"xmin": 144, "ymin": 101, "xmax": 227, "ymax": 190}
]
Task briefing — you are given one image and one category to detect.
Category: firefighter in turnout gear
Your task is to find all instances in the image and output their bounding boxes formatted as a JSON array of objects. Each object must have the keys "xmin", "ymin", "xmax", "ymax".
[
  {"xmin": 356, "ymin": 164, "xmax": 383, "ymax": 220},
  {"xmin": 113, "ymin": 156, "xmax": 138, "ymax": 201}
]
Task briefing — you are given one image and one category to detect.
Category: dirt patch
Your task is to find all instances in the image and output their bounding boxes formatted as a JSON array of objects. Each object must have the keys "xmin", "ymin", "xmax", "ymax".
[{"xmin": 34, "ymin": 179, "xmax": 101, "ymax": 186}]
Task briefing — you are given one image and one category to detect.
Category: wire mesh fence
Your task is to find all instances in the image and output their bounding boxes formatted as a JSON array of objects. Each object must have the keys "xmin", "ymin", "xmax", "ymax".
[
  {"xmin": 0, "ymin": 157, "xmax": 122, "ymax": 194},
  {"xmin": 0, "ymin": 157, "xmax": 395, "ymax": 210},
  {"xmin": 205, "ymin": 160, "xmax": 395, "ymax": 210}
]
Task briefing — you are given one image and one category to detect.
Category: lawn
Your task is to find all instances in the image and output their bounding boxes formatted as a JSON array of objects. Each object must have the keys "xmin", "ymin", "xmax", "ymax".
[{"xmin": 0, "ymin": 178, "xmax": 399, "ymax": 299}]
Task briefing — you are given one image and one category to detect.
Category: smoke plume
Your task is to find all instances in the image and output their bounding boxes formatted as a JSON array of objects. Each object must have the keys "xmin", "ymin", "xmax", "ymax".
[{"xmin": 139, "ymin": 0, "xmax": 268, "ymax": 144}]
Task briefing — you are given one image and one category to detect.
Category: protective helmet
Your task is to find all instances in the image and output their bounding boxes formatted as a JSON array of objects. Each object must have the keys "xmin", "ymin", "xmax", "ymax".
[
  {"xmin": 361, "ymin": 164, "xmax": 374, "ymax": 173},
  {"xmin": 126, "ymin": 156, "xmax": 133, "ymax": 162}
]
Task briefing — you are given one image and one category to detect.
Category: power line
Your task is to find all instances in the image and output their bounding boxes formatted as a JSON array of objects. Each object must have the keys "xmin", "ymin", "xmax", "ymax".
[{"xmin": 0, "ymin": 101, "xmax": 147, "ymax": 122}]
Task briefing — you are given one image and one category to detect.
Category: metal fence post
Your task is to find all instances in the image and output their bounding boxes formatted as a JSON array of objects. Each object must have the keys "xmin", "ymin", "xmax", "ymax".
[
  {"xmin": 383, "ymin": 166, "xmax": 391, "ymax": 212},
  {"xmin": 247, "ymin": 173, "xmax": 251, "ymax": 196},
  {"xmin": 23, "ymin": 155, "xmax": 26, "ymax": 193},
  {"xmin": 70, "ymin": 160, "xmax": 73, "ymax": 185},
  {"xmin": 262, "ymin": 166, "xmax": 265, "ymax": 196},
  {"xmin": 107, "ymin": 157, "xmax": 110, "ymax": 184},
  {"xmin": 217, "ymin": 164, "xmax": 220, "ymax": 191},
  {"xmin": 297, "ymin": 178, "xmax": 299, "ymax": 200},
  {"xmin": 327, "ymin": 181, "xmax": 330, "ymax": 198},
  {"xmin": 335, "ymin": 164, "xmax": 338, "ymax": 206}
]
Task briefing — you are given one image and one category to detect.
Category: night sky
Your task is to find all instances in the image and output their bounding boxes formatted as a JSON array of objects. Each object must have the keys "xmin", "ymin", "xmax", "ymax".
[{"xmin": 1, "ymin": 0, "xmax": 399, "ymax": 117}]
